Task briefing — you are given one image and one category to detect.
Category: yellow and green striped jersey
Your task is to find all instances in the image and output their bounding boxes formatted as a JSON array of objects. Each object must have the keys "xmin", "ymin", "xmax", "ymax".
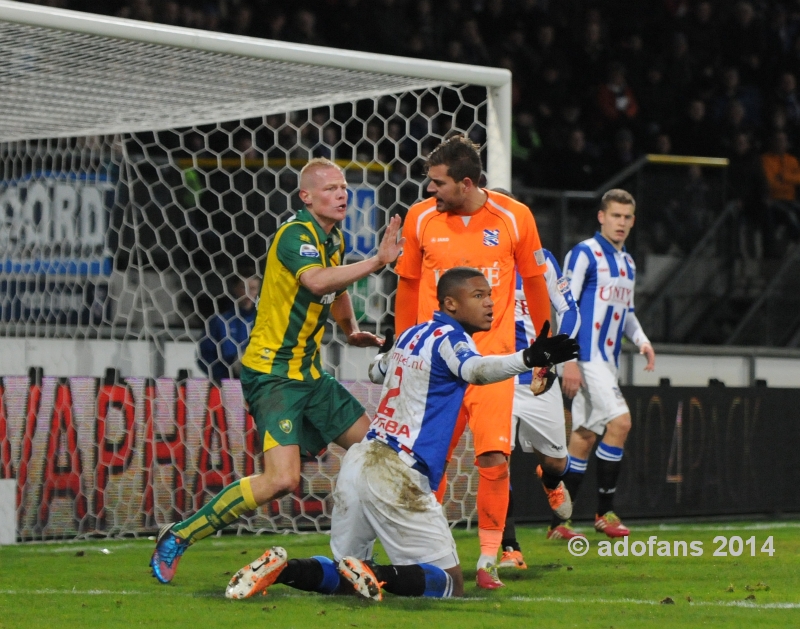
[{"xmin": 242, "ymin": 208, "xmax": 345, "ymax": 381}]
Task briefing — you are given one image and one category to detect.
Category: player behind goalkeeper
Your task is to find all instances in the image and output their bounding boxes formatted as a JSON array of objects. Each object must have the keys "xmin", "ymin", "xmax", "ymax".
[
  {"xmin": 150, "ymin": 157, "xmax": 404, "ymax": 584},
  {"xmin": 225, "ymin": 267, "xmax": 579, "ymax": 600}
]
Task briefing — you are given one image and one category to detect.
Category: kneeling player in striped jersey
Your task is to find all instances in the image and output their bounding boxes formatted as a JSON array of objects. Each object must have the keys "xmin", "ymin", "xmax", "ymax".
[{"xmin": 226, "ymin": 267, "xmax": 578, "ymax": 600}]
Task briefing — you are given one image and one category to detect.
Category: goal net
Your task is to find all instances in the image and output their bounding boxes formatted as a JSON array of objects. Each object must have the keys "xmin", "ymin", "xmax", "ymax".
[{"xmin": 0, "ymin": 0, "xmax": 511, "ymax": 540}]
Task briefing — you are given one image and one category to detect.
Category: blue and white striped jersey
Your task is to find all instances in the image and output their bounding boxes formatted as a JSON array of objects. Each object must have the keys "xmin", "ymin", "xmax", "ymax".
[
  {"xmin": 564, "ymin": 232, "xmax": 649, "ymax": 367},
  {"xmin": 514, "ymin": 249, "xmax": 580, "ymax": 385},
  {"xmin": 368, "ymin": 310, "xmax": 528, "ymax": 491}
]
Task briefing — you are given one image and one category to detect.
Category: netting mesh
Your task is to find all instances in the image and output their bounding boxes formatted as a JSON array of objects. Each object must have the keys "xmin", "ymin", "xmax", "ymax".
[
  {"xmin": 0, "ymin": 20, "xmax": 447, "ymax": 141},
  {"xmin": 0, "ymin": 9, "xmax": 495, "ymax": 539}
]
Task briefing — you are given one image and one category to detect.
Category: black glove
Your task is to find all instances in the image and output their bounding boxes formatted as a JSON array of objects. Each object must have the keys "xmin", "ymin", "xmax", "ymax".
[
  {"xmin": 377, "ymin": 329, "xmax": 395, "ymax": 354},
  {"xmin": 522, "ymin": 321, "xmax": 579, "ymax": 367}
]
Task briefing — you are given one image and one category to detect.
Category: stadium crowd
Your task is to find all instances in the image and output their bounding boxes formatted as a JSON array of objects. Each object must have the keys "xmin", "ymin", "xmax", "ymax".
[{"xmin": 24, "ymin": 0, "xmax": 800, "ymax": 190}]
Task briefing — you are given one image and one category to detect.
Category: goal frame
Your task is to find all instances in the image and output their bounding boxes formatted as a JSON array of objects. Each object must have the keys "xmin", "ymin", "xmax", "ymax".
[{"xmin": 0, "ymin": 0, "xmax": 512, "ymax": 189}]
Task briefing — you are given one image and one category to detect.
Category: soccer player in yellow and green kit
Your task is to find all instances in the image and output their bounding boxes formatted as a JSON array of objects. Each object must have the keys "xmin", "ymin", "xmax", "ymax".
[{"xmin": 150, "ymin": 157, "xmax": 405, "ymax": 584}]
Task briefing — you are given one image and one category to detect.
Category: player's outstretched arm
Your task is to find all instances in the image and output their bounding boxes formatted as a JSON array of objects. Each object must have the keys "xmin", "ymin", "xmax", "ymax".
[
  {"xmin": 300, "ymin": 215, "xmax": 405, "ymax": 296},
  {"xmin": 331, "ymin": 292, "xmax": 386, "ymax": 348},
  {"xmin": 522, "ymin": 321, "xmax": 580, "ymax": 367}
]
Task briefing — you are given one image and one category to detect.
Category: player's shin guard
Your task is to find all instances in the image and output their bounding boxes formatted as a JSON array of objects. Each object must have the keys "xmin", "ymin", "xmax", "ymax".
[
  {"xmin": 171, "ymin": 477, "xmax": 258, "ymax": 543},
  {"xmin": 477, "ymin": 463, "xmax": 509, "ymax": 566},
  {"xmin": 552, "ymin": 456, "xmax": 587, "ymax": 527},
  {"xmin": 595, "ymin": 443, "xmax": 624, "ymax": 515},
  {"xmin": 372, "ymin": 564, "xmax": 454, "ymax": 598},
  {"xmin": 277, "ymin": 556, "xmax": 343, "ymax": 594}
]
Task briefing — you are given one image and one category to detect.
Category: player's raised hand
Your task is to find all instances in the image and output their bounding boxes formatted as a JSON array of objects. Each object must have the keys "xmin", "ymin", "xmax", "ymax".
[
  {"xmin": 346, "ymin": 331, "xmax": 383, "ymax": 347},
  {"xmin": 641, "ymin": 342, "xmax": 656, "ymax": 371},
  {"xmin": 522, "ymin": 321, "xmax": 579, "ymax": 367},
  {"xmin": 376, "ymin": 214, "xmax": 406, "ymax": 266}
]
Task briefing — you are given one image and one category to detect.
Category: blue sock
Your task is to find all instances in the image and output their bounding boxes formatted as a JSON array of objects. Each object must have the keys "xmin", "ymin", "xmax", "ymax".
[
  {"xmin": 311, "ymin": 556, "xmax": 342, "ymax": 594},
  {"xmin": 420, "ymin": 563, "xmax": 454, "ymax": 598}
]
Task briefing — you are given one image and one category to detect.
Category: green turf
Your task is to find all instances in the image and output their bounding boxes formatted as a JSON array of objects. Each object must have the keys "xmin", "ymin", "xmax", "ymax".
[{"xmin": 1, "ymin": 520, "xmax": 798, "ymax": 629}]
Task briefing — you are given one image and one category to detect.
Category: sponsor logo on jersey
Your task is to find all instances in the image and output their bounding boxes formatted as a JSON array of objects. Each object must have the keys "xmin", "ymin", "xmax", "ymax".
[
  {"xmin": 557, "ymin": 276, "xmax": 570, "ymax": 295},
  {"xmin": 534, "ymin": 248, "xmax": 546, "ymax": 265},
  {"xmin": 483, "ymin": 229, "xmax": 500, "ymax": 247},
  {"xmin": 431, "ymin": 237, "xmax": 450, "ymax": 243},
  {"xmin": 433, "ymin": 263, "xmax": 502, "ymax": 287},
  {"xmin": 300, "ymin": 244, "xmax": 320, "ymax": 258},
  {"xmin": 279, "ymin": 419, "xmax": 293, "ymax": 433},
  {"xmin": 453, "ymin": 341, "xmax": 472, "ymax": 357},
  {"xmin": 598, "ymin": 285, "xmax": 633, "ymax": 306}
]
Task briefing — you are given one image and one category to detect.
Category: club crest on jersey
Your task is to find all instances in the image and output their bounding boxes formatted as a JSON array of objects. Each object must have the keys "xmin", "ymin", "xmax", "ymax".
[
  {"xmin": 300, "ymin": 244, "xmax": 320, "ymax": 258},
  {"xmin": 279, "ymin": 419, "xmax": 293, "ymax": 433},
  {"xmin": 483, "ymin": 229, "xmax": 500, "ymax": 247}
]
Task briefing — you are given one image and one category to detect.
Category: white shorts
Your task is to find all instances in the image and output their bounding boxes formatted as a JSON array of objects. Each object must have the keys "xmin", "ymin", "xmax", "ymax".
[
  {"xmin": 329, "ymin": 439, "xmax": 459, "ymax": 570},
  {"xmin": 511, "ymin": 381, "xmax": 568, "ymax": 457},
  {"xmin": 571, "ymin": 361, "xmax": 630, "ymax": 435}
]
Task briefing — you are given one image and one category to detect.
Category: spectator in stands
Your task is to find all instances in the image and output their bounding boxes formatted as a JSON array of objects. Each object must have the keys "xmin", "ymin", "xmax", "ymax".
[
  {"xmin": 727, "ymin": 132, "xmax": 771, "ymax": 259},
  {"xmin": 684, "ymin": 0, "xmax": 721, "ymax": 74},
  {"xmin": 761, "ymin": 131, "xmax": 800, "ymax": 247},
  {"xmin": 673, "ymin": 98, "xmax": 717, "ymax": 156},
  {"xmin": 637, "ymin": 63, "xmax": 677, "ymax": 137},
  {"xmin": 596, "ymin": 62, "xmax": 639, "ymax": 135},
  {"xmin": 717, "ymin": 100, "xmax": 756, "ymax": 155},
  {"xmin": 709, "ymin": 66, "xmax": 762, "ymax": 127},
  {"xmin": 652, "ymin": 132, "xmax": 673, "ymax": 155},
  {"xmin": 660, "ymin": 31, "xmax": 697, "ymax": 102},
  {"xmin": 571, "ymin": 20, "xmax": 609, "ymax": 97},
  {"xmin": 511, "ymin": 110, "xmax": 543, "ymax": 186},
  {"xmin": 722, "ymin": 1, "xmax": 767, "ymax": 86},
  {"xmin": 198, "ymin": 275, "xmax": 260, "ymax": 383},
  {"xmin": 549, "ymin": 127, "xmax": 603, "ymax": 190},
  {"xmin": 604, "ymin": 127, "xmax": 640, "ymax": 179},
  {"xmin": 772, "ymin": 71, "xmax": 800, "ymax": 128}
]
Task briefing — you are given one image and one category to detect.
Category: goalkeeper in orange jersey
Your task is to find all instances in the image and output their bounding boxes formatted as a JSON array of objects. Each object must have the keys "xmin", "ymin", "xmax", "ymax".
[{"xmin": 394, "ymin": 134, "xmax": 551, "ymax": 589}]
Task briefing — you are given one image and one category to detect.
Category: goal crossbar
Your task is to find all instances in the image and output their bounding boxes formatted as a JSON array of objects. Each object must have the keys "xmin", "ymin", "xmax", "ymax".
[{"xmin": 0, "ymin": 0, "xmax": 512, "ymax": 185}]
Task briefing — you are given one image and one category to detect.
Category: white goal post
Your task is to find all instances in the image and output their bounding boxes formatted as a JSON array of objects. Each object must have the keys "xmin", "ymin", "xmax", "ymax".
[{"xmin": 0, "ymin": 0, "xmax": 511, "ymax": 540}]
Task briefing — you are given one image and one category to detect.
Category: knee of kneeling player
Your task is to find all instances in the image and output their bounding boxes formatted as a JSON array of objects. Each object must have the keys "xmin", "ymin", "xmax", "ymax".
[{"xmin": 540, "ymin": 455, "xmax": 567, "ymax": 476}]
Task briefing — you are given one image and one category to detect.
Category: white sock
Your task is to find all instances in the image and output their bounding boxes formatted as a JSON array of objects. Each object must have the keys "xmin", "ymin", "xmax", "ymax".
[{"xmin": 477, "ymin": 553, "xmax": 497, "ymax": 570}]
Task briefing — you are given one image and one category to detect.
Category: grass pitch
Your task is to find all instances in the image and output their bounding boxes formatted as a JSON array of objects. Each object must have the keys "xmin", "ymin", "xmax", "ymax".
[{"xmin": 1, "ymin": 520, "xmax": 798, "ymax": 629}]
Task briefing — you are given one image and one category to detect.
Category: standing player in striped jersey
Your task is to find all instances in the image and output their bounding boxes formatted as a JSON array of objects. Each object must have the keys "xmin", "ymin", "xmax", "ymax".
[
  {"xmin": 224, "ymin": 268, "xmax": 578, "ymax": 601},
  {"xmin": 150, "ymin": 158, "xmax": 404, "ymax": 584},
  {"xmin": 499, "ymin": 253, "xmax": 583, "ymax": 569},
  {"xmin": 558, "ymin": 189, "xmax": 655, "ymax": 538},
  {"xmin": 395, "ymin": 135, "xmax": 551, "ymax": 588}
]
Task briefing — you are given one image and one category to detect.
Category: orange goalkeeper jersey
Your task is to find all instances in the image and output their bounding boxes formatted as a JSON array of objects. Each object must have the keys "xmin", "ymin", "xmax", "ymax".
[{"xmin": 395, "ymin": 189, "xmax": 546, "ymax": 354}]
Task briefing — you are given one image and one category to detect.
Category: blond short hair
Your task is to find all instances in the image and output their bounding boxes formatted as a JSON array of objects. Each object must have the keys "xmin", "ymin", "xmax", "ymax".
[
  {"xmin": 600, "ymin": 188, "xmax": 636, "ymax": 212},
  {"xmin": 299, "ymin": 157, "xmax": 343, "ymax": 190}
]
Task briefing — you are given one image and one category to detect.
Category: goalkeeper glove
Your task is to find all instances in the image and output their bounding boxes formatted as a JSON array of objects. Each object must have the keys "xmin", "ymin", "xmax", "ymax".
[
  {"xmin": 522, "ymin": 321, "xmax": 579, "ymax": 367},
  {"xmin": 377, "ymin": 329, "xmax": 395, "ymax": 355}
]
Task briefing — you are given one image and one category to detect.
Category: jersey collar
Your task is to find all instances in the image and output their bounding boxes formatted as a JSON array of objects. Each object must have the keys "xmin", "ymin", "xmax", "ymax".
[
  {"xmin": 595, "ymin": 231, "xmax": 627, "ymax": 256},
  {"xmin": 295, "ymin": 207, "xmax": 335, "ymax": 244},
  {"xmin": 433, "ymin": 310, "xmax": 468, "ymax": 334}
]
